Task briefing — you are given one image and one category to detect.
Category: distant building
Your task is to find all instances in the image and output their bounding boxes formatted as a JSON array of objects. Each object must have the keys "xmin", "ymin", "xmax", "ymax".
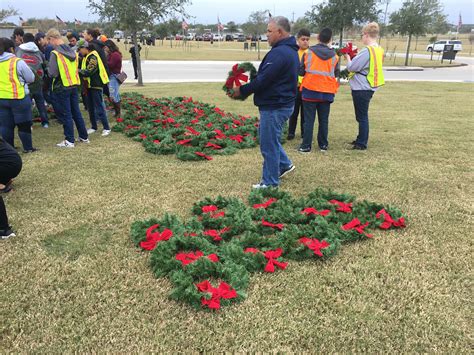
[{"xmin": 0, "ymin": 25, "xmax": 38, "ymax": 39}]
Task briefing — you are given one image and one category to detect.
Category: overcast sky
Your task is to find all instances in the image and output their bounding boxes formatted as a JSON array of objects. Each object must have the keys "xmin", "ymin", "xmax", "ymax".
[{"xmin": 4, "ymin": 0, "xmax": 473, "ymax": 26}]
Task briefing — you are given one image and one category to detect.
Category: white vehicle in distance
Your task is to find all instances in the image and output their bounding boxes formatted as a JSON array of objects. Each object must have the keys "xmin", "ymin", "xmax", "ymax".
[
  {"xmin": 113, "ymin": 30, "xmax": 124, "ymax": 40},
  {"xmin": 212, "ymin": 33, "xmax": 223, "ymax": 41},
  {"xmin": 426, "ymin": 40, "xmax": 462, "ymax": 53},
  {"xmin": 185, "ymin": 32, "xmax": 195, "ymax": 40}
]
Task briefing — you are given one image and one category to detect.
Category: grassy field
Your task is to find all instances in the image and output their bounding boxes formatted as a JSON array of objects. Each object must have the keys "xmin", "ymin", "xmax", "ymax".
[
  {"xmin": 1, "ymin": 82, "xmax": 472, "ymax": 352},
  {"xmin": 116, "ymin": 33, "xmax": 473, "ymax": 63}
]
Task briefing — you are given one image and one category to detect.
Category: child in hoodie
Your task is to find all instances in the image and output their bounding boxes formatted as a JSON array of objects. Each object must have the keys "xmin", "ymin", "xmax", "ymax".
[{"xmin": 16, "ymin": 33, "xmax": 49, "ymax": 128}]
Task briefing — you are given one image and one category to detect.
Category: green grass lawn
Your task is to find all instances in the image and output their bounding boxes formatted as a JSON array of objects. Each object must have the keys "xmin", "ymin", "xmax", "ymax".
[{"xmin": 1, "ymin": 82, "xmax": 472, "ymax": 352}]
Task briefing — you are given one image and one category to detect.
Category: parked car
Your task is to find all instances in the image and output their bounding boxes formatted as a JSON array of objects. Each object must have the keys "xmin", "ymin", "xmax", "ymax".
[
  {"xmin": 195, "ymin": 34, "xmax": 203, "ymax": 41},
  {"xmin": 185, "ymin": 33, "xmax": 195, "ymax": 40},
  {"xmin": 237, "ymin": 34, "xmax": 246, "ymax": 42},
  {"xmin": 225, "ymin": 34, "xmax": 234, "ymax": 41},
  {"xmin": 212, "ymin": 33, "xmax": 223, "ymax": 41},
  {"xmin": 426, "ymin": 40, "xmax": 462, "ymax": 53},
  {"xmin": 203, "ymin": 32, "xmax": 213, "ymax": 41},
  {"xmin": 175, "ymin": 34, "xmax": 183, "ymax": 40}
]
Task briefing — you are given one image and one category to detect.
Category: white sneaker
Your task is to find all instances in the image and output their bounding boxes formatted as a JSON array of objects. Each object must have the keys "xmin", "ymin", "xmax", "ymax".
[
  {"xmin": 56, "ymin": 140, "xmax": 75, "ymax": 148},
  {"xmin": 78, "ymin": 137, "xmax": 90, "ymax": 143},
  {"xmin": 101, "ymin": 129, "xmax": 111, "ymax": 136},
  {"xmin": 252, "ymin": 182, "xmax": 271, "ymax": 189},
  {"xmin": 87, "ymin": 128, "xmax": 96, "ymax": 134}
]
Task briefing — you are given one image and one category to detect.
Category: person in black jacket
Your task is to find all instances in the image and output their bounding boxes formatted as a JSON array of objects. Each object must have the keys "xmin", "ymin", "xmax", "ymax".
[
  {"xmin": 129, "ymin": 43, "xmax": 141, "ymax": 79},
  {"xmin": 0, "ymin": 138, "xmax": 22, "ymax": 239},
  {"xmin": 84, "ymin": 28, "xmax": 110, "ymax": 96}
]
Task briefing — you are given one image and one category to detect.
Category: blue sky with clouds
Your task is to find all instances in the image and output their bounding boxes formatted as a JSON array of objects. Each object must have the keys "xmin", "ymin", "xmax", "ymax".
[{"xmin": 4, "ymin": 0, "xmax": 473, "ymax": 25}]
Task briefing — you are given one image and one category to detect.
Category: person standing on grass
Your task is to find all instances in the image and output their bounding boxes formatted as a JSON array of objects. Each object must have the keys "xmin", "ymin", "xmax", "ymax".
[
  {"xmin": 16, "ymin": 33, "xmax": 49, "ymax": 128},
  {"xmin": 0, "ymin": 137, "xmax": 22, "ymax": 240},
  {"xmin": 287, "ymin": 28, "xmax": 310, "ymax": 141},
  {"xmin": 78, "ymin": 41, "xmax": 111, "ymax": 136},
  {"xmin": 231, "ymin": 16, "xmax": 298, "ymax": 189},
  {"xmin": 129, "ymin": 43, "xmax": 141, "ymax": 80},
  {"xmin": 344, "ymin": 22, "xmax": 385, "ymax": 151},
  {"xmin": 104, "ymin": 40, "xmax": 123, "ymax": 118},
  {"xmin": 298, "ymin": 28, "xmax": 339, "ymax": 154},
  {"xmin": 0, "ymin": 38, "xmax": 37, "ymax": 153},
  {"xmin": 46, "ymin": 29, "xmax": 89, "ymax": 148}
]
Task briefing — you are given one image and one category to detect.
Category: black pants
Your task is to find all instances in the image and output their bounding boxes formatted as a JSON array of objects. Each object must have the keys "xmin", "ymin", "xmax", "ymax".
[
  {"xmin": 0, "ymin": 140, "xmax": 22, "ymax": 230},
  {"xmin": 288, "ymin": 90, "xmax": 304, "ymax": 137}
]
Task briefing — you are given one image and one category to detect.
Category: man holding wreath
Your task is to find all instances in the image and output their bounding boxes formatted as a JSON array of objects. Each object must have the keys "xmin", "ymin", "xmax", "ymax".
[{"xmin": 231, "ymin": 16, "xmax": 299, "ymax": 189}]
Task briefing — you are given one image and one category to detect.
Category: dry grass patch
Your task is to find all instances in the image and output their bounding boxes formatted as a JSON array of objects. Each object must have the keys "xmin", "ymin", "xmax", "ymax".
[{"xmin": 0, "ymin": 82, "xmax": 472, "ymax": 352}]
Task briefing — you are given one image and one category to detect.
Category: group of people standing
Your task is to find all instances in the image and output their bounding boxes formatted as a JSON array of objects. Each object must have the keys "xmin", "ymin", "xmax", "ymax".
[
  {"xmin": 0, "ymin": 27, "xmax": 124, "ymax": 239},
  {"xmin": 0, "ymin": 27, "xmax": 124, "ymax": 150},
  {"xmin": 232, "ymin": 18, "xmax": 384, "ymax": 188}
]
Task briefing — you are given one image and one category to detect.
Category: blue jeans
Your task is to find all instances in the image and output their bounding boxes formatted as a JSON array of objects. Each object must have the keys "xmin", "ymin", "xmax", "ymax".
[
  {"xmin": 258, "ymin": 107, "xmax": 294, "ymax": 186},
  {"xmin": 0, "ymin": 96, "xmax": 34, "ymax": 151},
  {"xmin": 352, "ymin": 90, "xmax": 374, "ymax": 148},
  {"xmin": 52, "ymin": 88, "xmax": 88, "ymax": 143},
  {"xmin": 31, "ymin": 91, "xmax": 48, "ymax": 125},
  {"xmin": 108, "ymin": 75, "xmax": 121, "ymax": 103},
  {"xmin": 301, "ymin": 100, "xmax": 331, "ymax": 150},
  {"xmin": 86, "ymin": 88, "xmax": 110, "ymax": 131}
]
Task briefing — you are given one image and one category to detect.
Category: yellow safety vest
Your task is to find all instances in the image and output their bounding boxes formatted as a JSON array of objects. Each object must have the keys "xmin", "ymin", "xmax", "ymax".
[
  {"xmin": 367, "ymin": 46, "xmax": 385, "ymax": 88},
  {"xmin": 52, "ymin": 50, "xmax": 80, "ymax": 89},
  {"xmin": 298, "ymin": 48, "xmax": 308, "ymax": 86},
  {"xmin": 81, "ymin": 50, "xmax": 109, "ymax": 86},
  {"xmin": 0, "ymin": 57, "xmax": 26, "ymax": 99},
  {"xmin": 348, "ymin": 46, "xmax": 385, "ymax": 88}
]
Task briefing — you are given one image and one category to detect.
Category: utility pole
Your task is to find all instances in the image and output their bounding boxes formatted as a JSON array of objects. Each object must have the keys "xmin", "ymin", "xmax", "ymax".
[{"xmin": 292, "ymin": 12, "xmax": 295, "ymax": 23}]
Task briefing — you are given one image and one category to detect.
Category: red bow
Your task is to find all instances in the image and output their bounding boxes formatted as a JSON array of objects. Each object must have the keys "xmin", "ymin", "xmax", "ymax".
[
  {"xmin": 329, "ymin": 200, "xmax": 353, "ymax": 213},
  {"xmin": 177, "ymin": 139, "xmax": 192, "ymax": 146},
  {"xmin": 225, "ymin": 63, "xmax": 249, "ymax": 89},
  {"xmin": 342, "ymin": 218, "xmax": 373, "ymax": 238},
  {"xmin": 253, "ymin": 198, "xmax": 277, "ymax": 209},
  {"xmin": 244, "ymin": 247, "xmax": 260, "ymax": 254},
  {"xmin": 202, "ymin": 205, "xmax": 218, "ymax": 213},
  {"xmin": 205, "ymin": 142, "xmax": 223, "ymax": 150},
  {"xmin": 196, "ymin": 280, "xmax": 237, "ymax": 309},
  {"xmin": 228, "ymin": 135, "xmax": 244, "ymax": 143},
  {"xmin": 376, "ymin": 209, "xmax": 406, "ymax": 229},
  {"xmin": 263, "ymin": 248, "xmax": 288, "ymax": 273},
  {"xmin": 301, "ymin": 207, "xmax": 331, "ymax": 216},
  {"xmin": 203, "ymin": 227, "xmax": 230, "ymax": 242},
  {"xmin": 340, "ymin": 42, "xmax": 358, "ymax": 59},
  {"xmin": 139, "ymin": 224, "xmax": 173, "ymax": 250},
  {"xmin": 139, "ymin": 133, "xmax": 147, "ymax": 140},
  {"xmin": 261, "ymin": 218, "xmax": 284, "ymax": 231},
  {"xmin": 175, "ymin": 250, "xmax": 219, "ymax": 265},
  {"xmin": 116, "ymin": 118, "xmax": 124, "ymax": 122},
  {"xmin": 185, "ymin": 126, "xmax": 201, "ymax": 136},
  {"xmin": 195, "ymin": 152, "xmax": 213, "ymax": 160},
  {"xmin": 299, "ymin": 237, "xmax": 330, "ymax": 257},
  {"xmin": 214, "ymin": 129, "xmax": 227, "ymax": 140}
]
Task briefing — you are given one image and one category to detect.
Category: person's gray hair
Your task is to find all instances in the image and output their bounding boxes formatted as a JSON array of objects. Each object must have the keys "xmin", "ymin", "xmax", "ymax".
[{"xmin": 270, "ymin": 16, "xmax": 291, "ymax": 33}]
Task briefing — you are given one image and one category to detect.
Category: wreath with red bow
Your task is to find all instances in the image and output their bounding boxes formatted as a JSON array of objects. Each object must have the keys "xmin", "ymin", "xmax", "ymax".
[
  {"xmin": 222, "ymin": 62, "xmax": 257, "ymax": 101},
  {"xmin": 336, "ymin": 42, "xmax": 358, "ymax": 59}
]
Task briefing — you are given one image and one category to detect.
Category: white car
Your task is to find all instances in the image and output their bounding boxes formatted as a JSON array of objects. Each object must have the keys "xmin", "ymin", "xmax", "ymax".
[
  {"xmin": 331, "ymin": 41, "xmax": 358, "ymax": 50},
  {"xmin": 212, "ymin": 33, "xmax": 223, "ymax": 41},
  {"xmin": 426, "ymin": 40, "xmax": 462, "ymax": 53}
]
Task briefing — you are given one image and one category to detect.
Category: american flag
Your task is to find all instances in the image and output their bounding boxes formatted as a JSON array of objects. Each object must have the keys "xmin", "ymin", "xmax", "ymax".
[
  {"xmin": 217, "ymin": 17, "xmax": 224, "ymax": 31},
  {"xmin": 75, "ymin": 18, "xmax": 82, "ymax": 26},
  {"xmin": 182, "ymin": 19, "xmax": 188, "ymax": 30},
  {"xmin": 56, "ymin": 15, "xmax": 65, "ymax": 25}
]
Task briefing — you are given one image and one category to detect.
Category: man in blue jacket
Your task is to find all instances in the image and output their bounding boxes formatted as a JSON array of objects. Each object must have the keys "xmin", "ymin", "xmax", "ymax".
[{"xmin": 232, "ymin": 16, "xmax": 299, "ymax": 188}]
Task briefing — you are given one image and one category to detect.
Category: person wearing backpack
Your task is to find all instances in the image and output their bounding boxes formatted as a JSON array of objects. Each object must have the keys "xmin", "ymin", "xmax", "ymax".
[
  {"xmin": 16, "ymin": 33, "xmax": 49, "ymax": 128},
  {"xmin": 344, "ymin": 22, "xmax": 385, "ymax": 150}
]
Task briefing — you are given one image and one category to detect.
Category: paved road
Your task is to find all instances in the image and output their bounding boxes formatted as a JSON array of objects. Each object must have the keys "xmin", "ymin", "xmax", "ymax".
[{"xmin": 122, "ymin": 54, "xmax": 474, "ymax": 83}]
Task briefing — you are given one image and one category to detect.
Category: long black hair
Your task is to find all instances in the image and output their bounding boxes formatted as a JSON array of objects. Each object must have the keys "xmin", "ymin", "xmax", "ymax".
[{"xmin": 104, "ymin": 39, "xmax": 121, "ymax": 56}]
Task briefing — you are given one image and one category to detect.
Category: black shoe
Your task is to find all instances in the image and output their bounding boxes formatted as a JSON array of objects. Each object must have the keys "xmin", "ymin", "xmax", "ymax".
[
  {"xmin": 23, "ymin": 148, "xmax": 39, "ymax": 154},
  {"xmin": 319, "ymin": 145, "xmax": 328, "ymax": 152},
  {"xmin": 352, "ymin": 144, "xmax": 367, "ymax": 150},
  {"xmin": 279, "ymin": 164, "xmax": 296, "ymax": 178},
  {"xmin": 0, "ymin": 227, "xmax": 16, "ymax": 240},
  {"xmin": 297, "ymin": 147, "xmax": 311, "ymax": 154},
  {"xmin": 287, "ymin": 134, "xmax": 295, "ymax": 140},
  {"xmin": 0, "ymin": 179, "xmax": 13, "ymax": 193}
]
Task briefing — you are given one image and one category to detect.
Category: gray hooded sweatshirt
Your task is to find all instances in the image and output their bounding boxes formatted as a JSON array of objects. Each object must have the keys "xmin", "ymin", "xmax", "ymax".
[
  {"xmin": 15, "ymin": 42, "xmax": 46, "ymax": 93},
  {"xmin": 48, "ymin": 44, "xmax": 78, "ymax": 92}
]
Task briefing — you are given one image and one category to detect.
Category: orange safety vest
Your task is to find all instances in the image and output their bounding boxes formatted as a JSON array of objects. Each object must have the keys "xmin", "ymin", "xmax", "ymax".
[
  {"xmin": 301, "ymin": 50, "xmax": 339, "ymax": 94},
  {"xmin": 0, "ymin": 57, "xmax": 26, "ymax": 99}
]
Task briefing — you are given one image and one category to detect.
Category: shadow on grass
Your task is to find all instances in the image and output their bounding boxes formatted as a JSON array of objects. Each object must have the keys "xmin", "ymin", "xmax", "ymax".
[{"xmin": 42, "ymin": 225, "xmax": 113, "ymax": 261}]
